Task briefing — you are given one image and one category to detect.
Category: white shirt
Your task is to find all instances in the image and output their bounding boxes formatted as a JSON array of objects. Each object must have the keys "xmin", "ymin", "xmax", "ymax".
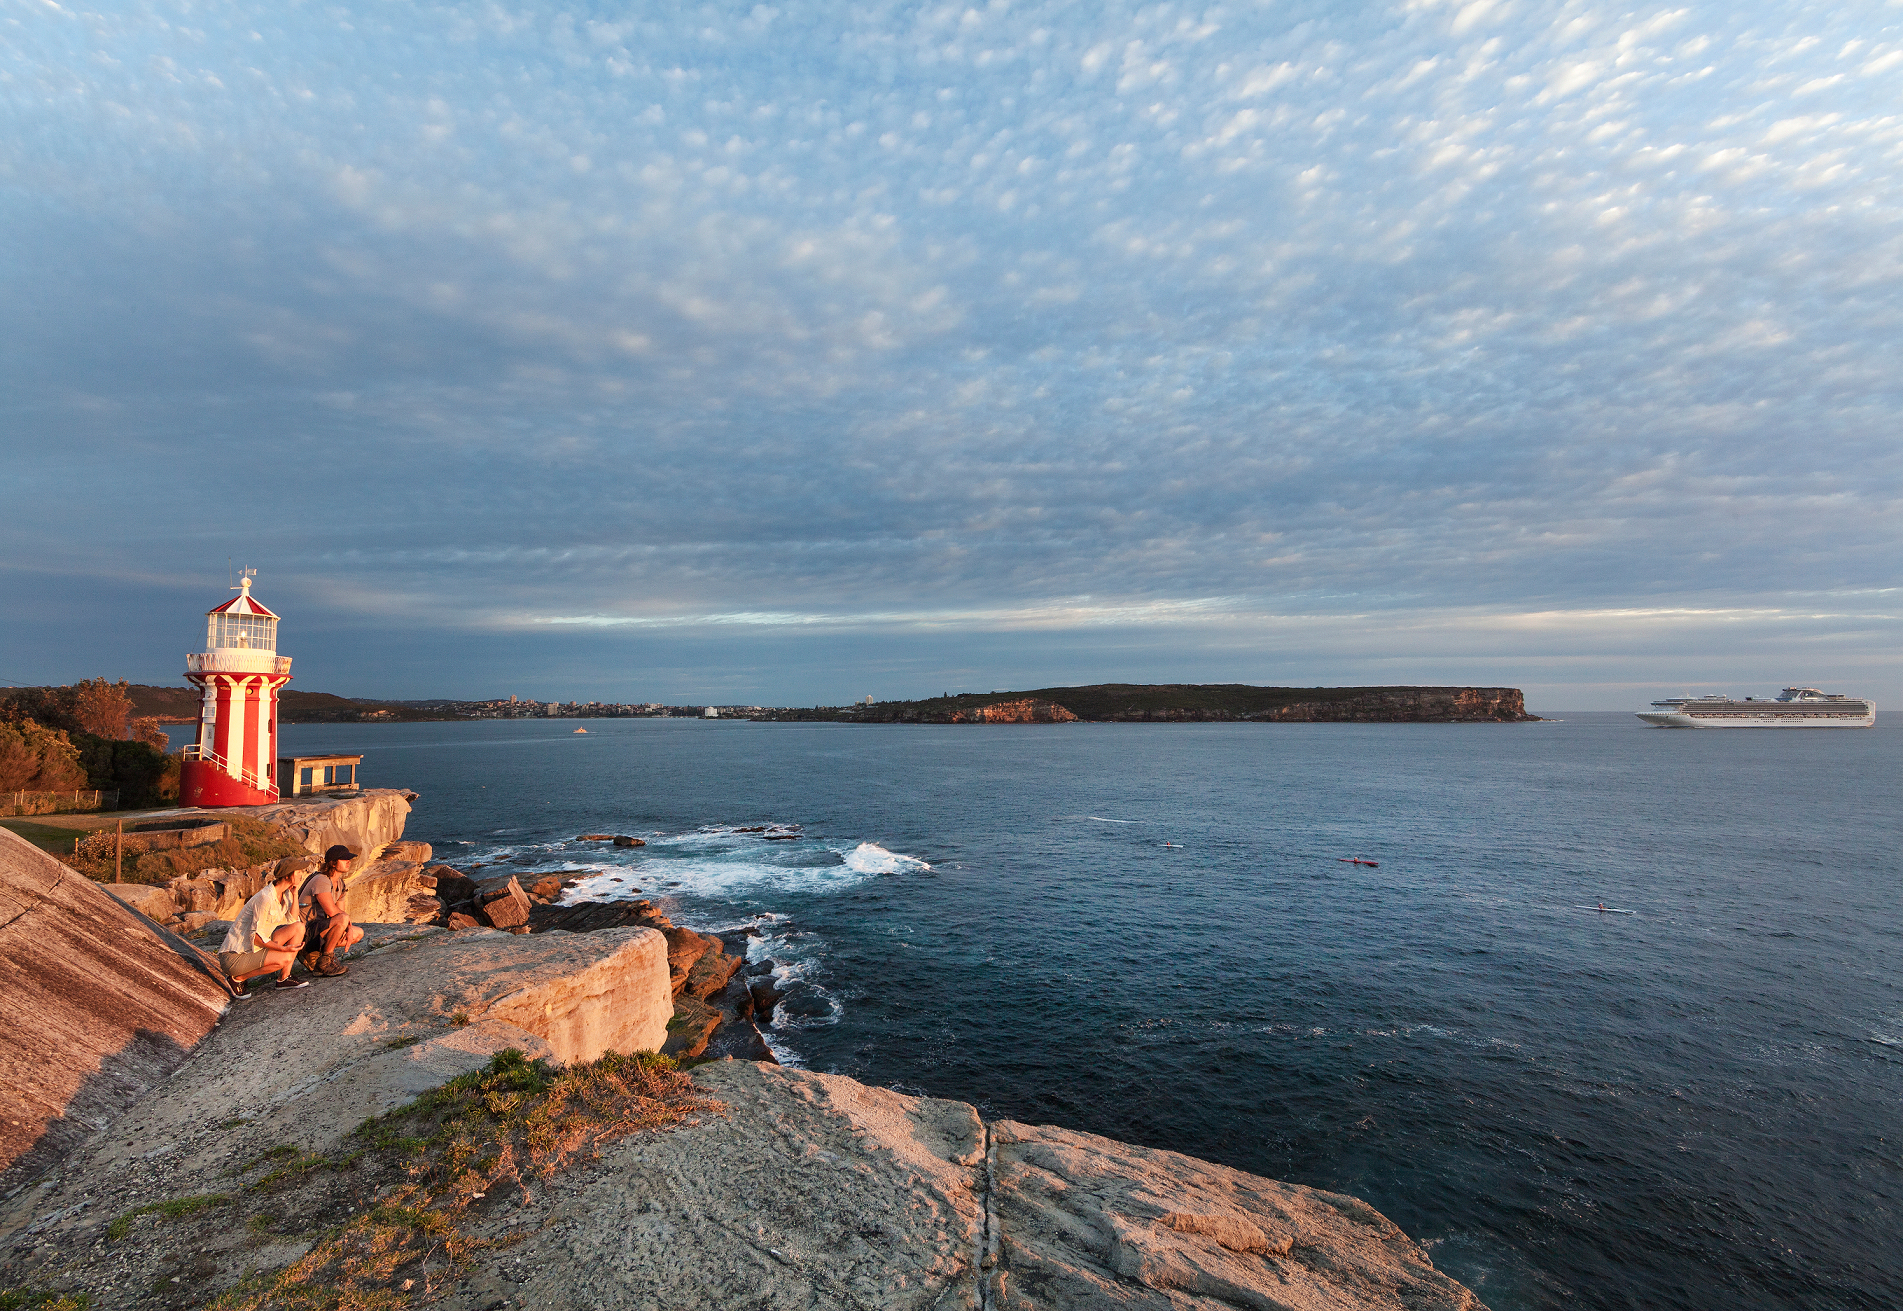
[{"xmin": 220, "ymin": 883, "xmax": 298, "ymax": 955}]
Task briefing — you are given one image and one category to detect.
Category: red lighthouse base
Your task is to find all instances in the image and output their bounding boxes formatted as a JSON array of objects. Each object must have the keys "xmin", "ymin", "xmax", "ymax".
[{"xmin": 180, "ymin": 759, "xmax": 278, "ymax": 808}]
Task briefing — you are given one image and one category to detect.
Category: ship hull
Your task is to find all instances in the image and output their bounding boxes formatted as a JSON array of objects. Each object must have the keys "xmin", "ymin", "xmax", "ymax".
[{"xmin": 1637, "ymin": 710, "xmax": 1874, "ymax": 728}]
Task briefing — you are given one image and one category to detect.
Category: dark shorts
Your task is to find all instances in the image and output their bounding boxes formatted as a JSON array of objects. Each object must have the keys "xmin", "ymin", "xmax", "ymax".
[{"xmin": 302, "ymin": 915, "xmax": 337, "ymax": 951}]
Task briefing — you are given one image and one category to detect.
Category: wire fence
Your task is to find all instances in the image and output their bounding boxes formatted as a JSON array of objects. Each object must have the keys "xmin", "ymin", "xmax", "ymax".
[{"xmin": 1, "ymin": 789, "xmax": 120, "ymax": 817}]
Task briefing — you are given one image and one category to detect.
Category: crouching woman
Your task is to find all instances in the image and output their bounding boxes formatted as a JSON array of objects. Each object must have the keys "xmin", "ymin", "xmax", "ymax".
[{"xmin": 218, "ymin": 862, "xmax": 310, "ymax": 995}]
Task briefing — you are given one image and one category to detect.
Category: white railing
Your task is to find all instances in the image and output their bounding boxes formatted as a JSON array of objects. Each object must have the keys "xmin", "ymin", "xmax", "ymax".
[
  {"xmin": 181, "ymin": 744, "xmax": 273, "ymax": 793},
  {"xmin": 186, "ymin": 650, "xmax": 290, "ymax": 675}
]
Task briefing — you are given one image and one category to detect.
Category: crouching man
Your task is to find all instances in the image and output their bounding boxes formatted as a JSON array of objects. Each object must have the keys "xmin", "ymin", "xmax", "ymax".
[
  {"xmin": 218, "ymin": 862, "xmax": 310, "ymax": 995},
  {"xmin": 298, "ymin": 844, "xmax": 365, "ymax": 977}
]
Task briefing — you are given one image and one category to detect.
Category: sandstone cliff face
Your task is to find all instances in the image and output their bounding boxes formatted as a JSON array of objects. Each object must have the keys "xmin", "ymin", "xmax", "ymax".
[
  {"xmin": 0, "ymin": 828, "xmax": 229, "ymax": 1193},
  {"xmin": 947, "ymin": 698, "xmax": 1080, "ymax": 724},
  {"xmin": 237, "ymin": 788, "xmax": 416, "ymax": 863},
  {"xmin": 1092, "ymin": 687, "xmax": 1533, "ymax": 723}
]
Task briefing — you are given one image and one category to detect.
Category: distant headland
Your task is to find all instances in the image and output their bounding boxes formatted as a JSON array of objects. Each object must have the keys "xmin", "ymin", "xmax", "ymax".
[{"xmin": 101, "ymin": 682, "xmax": 1539, "ymax": 725}]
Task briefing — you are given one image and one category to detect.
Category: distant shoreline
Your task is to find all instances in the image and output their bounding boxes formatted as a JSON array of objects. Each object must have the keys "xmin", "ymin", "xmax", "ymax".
[{"xmin": 127, "ymin": 682, "xmax": 1539, "ymax": 726}]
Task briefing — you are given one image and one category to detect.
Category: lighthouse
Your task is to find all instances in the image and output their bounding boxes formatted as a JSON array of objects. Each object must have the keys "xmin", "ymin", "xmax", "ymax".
[{"xmin": 180, "ymin": 571, "xmax": 292, "ymax": 807}]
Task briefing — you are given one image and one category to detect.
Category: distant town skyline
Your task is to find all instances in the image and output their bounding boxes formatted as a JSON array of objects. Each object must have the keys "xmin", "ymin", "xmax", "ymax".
[{"xmin": 4, "ymin": 1, "xmax": 1898, "ymax": 711}]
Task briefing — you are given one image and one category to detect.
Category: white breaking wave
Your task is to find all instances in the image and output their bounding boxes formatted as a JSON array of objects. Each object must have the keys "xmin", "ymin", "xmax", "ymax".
[
  {"xmin": 1087, "ymin": 815, "xmax": 1140, "ymax": 824},
  {"xmin": 843, "ymin": 842, "xmax": 931, "ymax": 875}
]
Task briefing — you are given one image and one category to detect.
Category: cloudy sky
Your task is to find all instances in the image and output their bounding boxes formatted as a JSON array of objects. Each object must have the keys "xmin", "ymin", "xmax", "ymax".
[{"xmin": 4, "ymin": 0, "xmax": 1899, "ymax": 710}]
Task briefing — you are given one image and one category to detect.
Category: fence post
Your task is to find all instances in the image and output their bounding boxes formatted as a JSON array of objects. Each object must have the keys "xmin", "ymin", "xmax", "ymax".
[{"xmin": 116, "ymin": 820, "xmax": 124, "ymax": 882}]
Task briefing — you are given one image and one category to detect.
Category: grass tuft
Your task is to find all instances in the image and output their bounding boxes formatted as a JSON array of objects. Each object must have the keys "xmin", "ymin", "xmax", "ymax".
[
  {"xmin": 107, "ymin": 1195, "xmax": 229, "ymax": 1240},
  {"xmin": 205, "ymin": 1049, "xmax": 716, "ymax": 1310},
  {"xmin": 0, "ymin": 1288, "xmax": 91, "ymax": 1311}
]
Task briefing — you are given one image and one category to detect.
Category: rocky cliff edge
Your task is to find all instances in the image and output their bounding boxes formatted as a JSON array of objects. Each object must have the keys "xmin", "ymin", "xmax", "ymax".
[{"xmin": 1, "ymin": 889, "xmax": 1486, "ymax": 1310}]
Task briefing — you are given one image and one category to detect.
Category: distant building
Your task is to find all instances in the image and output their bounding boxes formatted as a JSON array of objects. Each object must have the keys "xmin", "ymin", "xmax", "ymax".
[{"xmin": 704, "ymin": 706, "xmax": 719, "ymax": 718}]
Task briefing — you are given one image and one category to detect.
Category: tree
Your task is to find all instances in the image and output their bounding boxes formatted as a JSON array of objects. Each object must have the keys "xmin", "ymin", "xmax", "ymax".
[
  {"xmin": 0, "ymin": 724, "xmax": 35, "ymax": 791},
  {"xmin": 67, "ymin": 677, "xmax": 135, "ymax": 739}
]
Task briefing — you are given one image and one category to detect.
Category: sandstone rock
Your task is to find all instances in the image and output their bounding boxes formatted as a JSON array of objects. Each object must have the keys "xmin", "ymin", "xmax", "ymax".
[
  {"xmin": 168, "ymin": 875, "xmax": 224, "ymax": 914},
  {"xmin": 525, "ymin": 874, "xmax": 564, "ymax": 902},
  {"xmin": 663, "ymin": 926, "xmax": 718, "ymax": 995},
  {"xmin": 227, "ymin": 788, "xmax": 415, "ymax": 865},
  {"xmin": 682, "ymin": 946, "xmax": 744, "ymax": 1001},
  {"xmin": 473, "ymin": 875, "xmax": 533, "ymax": 929},
  {"xmin": 339, "ymin": 860, "xmax": 448, "ymax": 925},
  {"xmin": 103, "ymin": 882, "xmax": 179, "ymax": 922},
  {"xmin": 986, "ymin": 1118, "xmax": 1485, "ymax": 1310},
  {"xmin": 0, "ymin": 828, "xmax": 228, "ymax": 1193},
  {"xmin": 434, "ymin": 1062, "xmax": 989, "ymax": 1310},
  {"xmin": 528, "ymin": 900, "xmax": 657, "ymax": 934},
  {"xmin": 381, "ymin": 840, "xmax": 432, "ymax": 864},
  {"xmin": 699, "ymin": 974, "xmax": 780, "ymax": 1065},
  {"xmin": 178, "ymin": 910, "xmax": 221, "ymax": 932},
  {"xmin": 612, "ymin": 835, "xmax": 645, "ymax": 847},
  {"xmin": 421, "ymin": 927, "xmax": 672, "ymax": 1064},
  {"xmin": 403, "ymin": 894, "xmax": 446, "ymax": 924},
  {"xmin": 473, "ymin": 874, "xmax": 523, "ymax": 900},
  {"xmin": 424, "ymin": 865, "xmax": 476, "ymax": 905},
  {"xmin": 0, "ymin": 903, "xmax": 1483, "ymax": 1311},
  {"xmin": 446, "ymin": 911, "xmax": 481, "ymax": 930},
  {"xmin": 661, "ymin": 994, "xmax": 723, "ymax": 1058},
  {"xmin": 577, "ymin": 833, "xmax": 614, "ymax": 840}
]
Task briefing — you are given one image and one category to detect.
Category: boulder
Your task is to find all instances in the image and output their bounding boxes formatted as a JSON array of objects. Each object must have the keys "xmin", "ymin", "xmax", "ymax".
[
  {"xmin": 525, "ymin": 874, "xmax": 565, "ymax": 902},
  {"xmin": 445, "ymin": 911, "xmax": 481, "ymax": 931},
  {"xmin": 478, "ymin": 876, "xmax": 532, "ymax": 930},
  {"xmin": 612, "ymin": 835, "xmax": 645, "ymax": 847},
  {"xmin": 340, "ymin": 860, "xmax": 439, "ymax": 925},
  {"xmin": 103, "ymin": 882, "xmax": 180, "ymax": 922},
  {"xmin": 423, "ymin": 865, "xmax": 476, "ymax": 905},
  {"xmin": 403, "ymin": 894, "xmax": 446, "ymax": 925},
  {"xmin": 168, "ymin": 875, "xmax": 224, "ymax": 914},
  {"xmin": 577, "ymin": 833, "xmax": 614, "ymax": 840},
  {"xmin": 748, "ymin": 974, "xmax": 786, "ymax": 1018},
  {"xmin": 381, "ymin": 840, "xmax": 432, "ymax": 865}
]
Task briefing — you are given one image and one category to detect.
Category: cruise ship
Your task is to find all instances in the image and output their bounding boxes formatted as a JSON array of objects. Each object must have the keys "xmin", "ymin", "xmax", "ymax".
[{"xmin": 1637, "ymin": 688, "xmax": 1876, "ymax": 729}]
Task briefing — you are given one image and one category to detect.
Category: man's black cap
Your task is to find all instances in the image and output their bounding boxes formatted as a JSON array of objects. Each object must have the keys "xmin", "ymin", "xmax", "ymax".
[{"xmin": 324, "ymin": 844, "xmax": 359, "ymax": 863}]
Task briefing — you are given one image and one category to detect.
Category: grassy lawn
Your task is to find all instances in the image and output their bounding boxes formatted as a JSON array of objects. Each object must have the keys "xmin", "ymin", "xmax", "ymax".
[{"xmin": 0, "ymin": 809, "xmax": 188, "ymax": 855}]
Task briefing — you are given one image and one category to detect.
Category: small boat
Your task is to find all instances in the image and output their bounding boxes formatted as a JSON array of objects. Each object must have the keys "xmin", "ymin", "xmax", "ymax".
[
  {"xmin": 1338, "ymin": 857, "xmax": 1380, "ymax": 867},
  {"xmin": 573, "ymin": 728, "xmax": 588, "ymax": 734}
]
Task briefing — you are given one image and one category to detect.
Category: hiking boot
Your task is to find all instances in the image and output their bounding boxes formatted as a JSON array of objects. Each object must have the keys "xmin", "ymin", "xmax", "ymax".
[
  {"xmin": 274, "ymin": 977, "xmax": 311, "ymax": 991},
  {"xmin": 298, "ymin": 949, "xmax": 321, "ymax": 974},
  {"xmin": 315, "ymin": 954, "xmax": 349, "ymax": 977}
]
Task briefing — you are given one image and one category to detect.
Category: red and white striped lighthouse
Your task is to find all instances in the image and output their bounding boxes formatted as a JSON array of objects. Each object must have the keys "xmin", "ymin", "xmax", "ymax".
[{"xmin": 180, "ymin": 571, "xmax": 292, "ymax": 807}]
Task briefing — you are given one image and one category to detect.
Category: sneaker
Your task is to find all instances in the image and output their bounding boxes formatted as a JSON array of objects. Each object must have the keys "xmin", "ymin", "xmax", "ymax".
[
  {"xmin": 315, "ymin": 954, "xmax": 349, "ymax": 977},
  {"xmin": 274, "ymin": 977, "xmax": 311, "ymax": 991},
  {"xmin": 228, "ymin": 982, "xmax": 255, "ymax": 1001}
]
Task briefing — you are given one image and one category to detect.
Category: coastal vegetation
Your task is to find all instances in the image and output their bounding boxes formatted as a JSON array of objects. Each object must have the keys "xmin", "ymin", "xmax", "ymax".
[{"xmin": 0, "ymin": 680, "xmax": 177, "ymax": 807}]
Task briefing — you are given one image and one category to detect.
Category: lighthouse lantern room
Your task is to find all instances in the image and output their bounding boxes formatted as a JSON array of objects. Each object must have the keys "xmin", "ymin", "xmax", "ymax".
[{"xmin": 180, "ymin": 571, "xmax": 293, "ymax": 807}]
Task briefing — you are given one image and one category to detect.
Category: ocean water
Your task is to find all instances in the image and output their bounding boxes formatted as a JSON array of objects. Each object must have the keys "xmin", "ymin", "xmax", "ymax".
[{"xmin": 247, "ymin": 714, "xmax": 1900, "ymax": 1310}]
